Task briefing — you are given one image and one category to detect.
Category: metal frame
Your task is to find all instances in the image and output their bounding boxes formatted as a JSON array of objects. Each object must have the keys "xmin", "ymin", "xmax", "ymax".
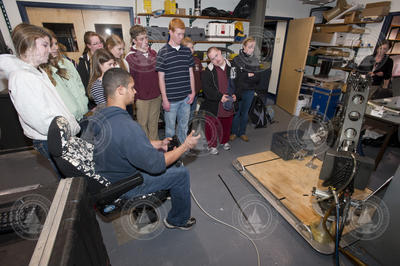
[{"xmin": 232, "ymin": 159, "xmax": 359, "ymax": 254}]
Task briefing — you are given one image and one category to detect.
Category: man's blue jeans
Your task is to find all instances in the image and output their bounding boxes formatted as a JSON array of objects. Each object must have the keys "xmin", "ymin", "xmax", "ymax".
[
  {"xmin": 164, "ymin": 97, "xmax": 190, "ymax": 144},
  {"xmin": 32, "ymin": 139, "xmax": 62, "ymax": 178},
  {"xmin": 122, "ymin": 165, "xmax": 191, "ymax": 226},
  {"xmin": 231, "ymin": 90, "xmax": 255, "ymax": 137}
]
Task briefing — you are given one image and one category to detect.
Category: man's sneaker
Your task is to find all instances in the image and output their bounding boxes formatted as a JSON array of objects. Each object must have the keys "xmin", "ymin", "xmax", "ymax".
[
  {"xmin": 240, "ymin": 135, "xmax": 249, "ymax": 142},
  {"xmin": 223, "ymin": 143, "xmax": 231, "ymax": 150},
  {"xmin": 208, "ymin": 147, "xmax": 219, "ymax": 155},
  {"xmin": 163, "ymin": 217, "xmax": 196, "ymax": 230},
  {"xmin": 229, "ymin": 134, "xmax": 237, "ymax": 141}
]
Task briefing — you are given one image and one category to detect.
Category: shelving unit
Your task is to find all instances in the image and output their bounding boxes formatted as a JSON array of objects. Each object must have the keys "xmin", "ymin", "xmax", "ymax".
[
  {"xmin": 309, "ymin": 45, "xmax": 373, "ymax": 49},
  {"xmin": 137, "ymin": 13, "xmax": 249, "ymax": 27},
  {"xmin": 136, "ymin": 12, "xmax": 250, "ymax": 54},
  {"xmin": 314, "ymin": 21, "xmax": 379, "ymax": 26},
  {"xmin": 386, "ymin": 16, "xmax": 400, "ymax": 55},
  {"xmin": 308, "ymin": 20, "xmax": 381, "ymax": 76},
  {"xmin": 148, "ymin": 40, "xmax": 241, "ymax": 44},
  {"xmin": 306, "ymin": 63, "xmax": 354, "ymax": 72}
]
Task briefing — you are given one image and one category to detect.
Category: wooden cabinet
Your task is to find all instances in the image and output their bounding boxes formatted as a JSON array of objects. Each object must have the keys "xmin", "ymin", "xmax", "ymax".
[{"xmin": 386, "ymin": 15, "xmax": 400, "ymax": 55}]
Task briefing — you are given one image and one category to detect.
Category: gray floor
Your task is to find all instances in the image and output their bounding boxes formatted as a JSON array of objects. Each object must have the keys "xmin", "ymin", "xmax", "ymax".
[{"xmin": 1, "ymin": 106, "xmax": 399, "ymax": 266}]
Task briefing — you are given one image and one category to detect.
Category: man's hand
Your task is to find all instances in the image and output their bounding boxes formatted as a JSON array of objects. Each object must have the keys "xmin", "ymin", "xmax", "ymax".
[
  {"xmin": 160, "ymin": 137, "xmax": 171, "ymax": 152},
  {"xmin": 221, "ymin": 94, "xmax": 230, "ymax": 103},
  {"xmin": 182, "ymin": 130, "xmax": 200, "ymax": 151},
  {"xmin": 187, "ymin": 92, "xmax": 195, "ymax": 104},
  {"xmin": 162, "ymin": 98, "xmax": 170, "ymax": 111},
  {"xmin": 164, "ymin": 131, "xmax": 200, "ymax": 166},
  {"xmin": 248, "ymin": 72, "xmax": 255, "ymax": 77},
  {"xmin": 151, "ymin": 138, "xmax": 171, "ymax": 152},
  {"xmin": 232, "ymin": 94, "xmax": 237, "ymax": 102},
  {"xmin": 375, "ymin": 71, "xmax": 384, "ymax": 77}
]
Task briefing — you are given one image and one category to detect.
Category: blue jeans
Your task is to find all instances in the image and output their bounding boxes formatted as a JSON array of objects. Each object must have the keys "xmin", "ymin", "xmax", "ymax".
[
  {"xmin": 32, "ymin": 139, "xmax": 62, "ymax": 178},
  {"xmin": 164, "ymin": 97, "xmax": 190, "ymax": 144},
  {"xmin": 231, "ymin": 90, "xmax": 255, "ymax": 136},
  {"xmin": 122, "ymin": 165, "xmax": 191, "ymax": 226},
  {"xmin": 189, "ymin": 94, "xmax": 198, "ymax": 121}
]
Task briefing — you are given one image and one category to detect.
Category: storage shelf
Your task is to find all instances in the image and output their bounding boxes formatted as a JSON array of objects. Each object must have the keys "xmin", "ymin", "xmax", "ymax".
[
  {"xmin": 149, "ymin": 40, "xmax": 241, "ymax": 44},
  {"xmin": 137, "ymin": 13, "xmax": 250, "ymax": 22},
  {"xmin": 310, "ymin": 44, "xmax": 373, "ymax": 48},
  {"xmin": 306, "ymin": 63, "xmax": 354, "ymax": 72},
  {"xmin": 314, "ymin": 21, "xmax": 379, "ymax": 26}
]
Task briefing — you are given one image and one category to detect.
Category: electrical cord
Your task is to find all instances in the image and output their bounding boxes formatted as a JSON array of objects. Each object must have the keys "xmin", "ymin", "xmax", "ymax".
[
  {"xmin": 333, "ymin": 190, "xmax": 340, "ymax": 266},
  {"xmin": 190, "ymin": 189, "xmax": 261, "ymax": 266},
  {"xmin": 322, "ymin": 199, "xmax": 367, "ymax": 266}
]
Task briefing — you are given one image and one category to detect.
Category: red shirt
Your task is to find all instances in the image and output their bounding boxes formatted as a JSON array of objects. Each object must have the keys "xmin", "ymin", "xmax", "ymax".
[
  {"xmin": 215, "ymin": 65, "xmax": 233, "ymax": 117},
  {"xmin": 125, "ymin": 47, "xmax": 160, "ymax": 100}
]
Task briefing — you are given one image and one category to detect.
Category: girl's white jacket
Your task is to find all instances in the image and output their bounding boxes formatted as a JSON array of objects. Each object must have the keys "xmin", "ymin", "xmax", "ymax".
[{"xmin": 0, "ymin": 54, "xmax": 80, "ymax": 140}]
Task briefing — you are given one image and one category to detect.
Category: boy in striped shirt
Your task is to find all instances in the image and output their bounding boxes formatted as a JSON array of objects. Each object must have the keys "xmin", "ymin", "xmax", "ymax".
[{"xmin": 156, "ymin": 18, "xmax": 195, "ymax": 144}]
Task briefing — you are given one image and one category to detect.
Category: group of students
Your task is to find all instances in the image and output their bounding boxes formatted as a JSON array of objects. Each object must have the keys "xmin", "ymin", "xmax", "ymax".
[
  {"xmin": 73, "ymin": 18, "xmax": 262, "ymax": 156},
  {"xmin": 0, "ymin": 17, "xmax": 265, "ymax": 171},
  {"xmin": 0, "ymin": 18, "xmax": 263, "ymax": 230}
]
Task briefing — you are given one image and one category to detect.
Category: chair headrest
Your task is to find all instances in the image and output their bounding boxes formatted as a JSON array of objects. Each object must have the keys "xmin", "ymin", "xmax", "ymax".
[{"xmin": 48, "ymin": 116, "xmax": 71, "ymax": 157}]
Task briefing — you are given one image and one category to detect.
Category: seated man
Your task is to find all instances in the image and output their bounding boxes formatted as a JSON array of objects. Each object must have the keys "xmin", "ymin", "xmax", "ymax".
[{"xmin": 86, "ymin": 68, "xmax": 200, "ymax": 230}]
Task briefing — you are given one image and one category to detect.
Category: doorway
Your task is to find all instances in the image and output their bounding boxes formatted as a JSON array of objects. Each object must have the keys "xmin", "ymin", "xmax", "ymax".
[{"xmin": 18, "ymin": 3, "xmax": 133, "ymax": 62}]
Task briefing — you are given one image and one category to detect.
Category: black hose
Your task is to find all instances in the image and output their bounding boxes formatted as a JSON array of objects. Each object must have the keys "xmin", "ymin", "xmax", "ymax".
[{"xmin": 322, "ymin": 198, "xmax": 367, "ymax": 266}]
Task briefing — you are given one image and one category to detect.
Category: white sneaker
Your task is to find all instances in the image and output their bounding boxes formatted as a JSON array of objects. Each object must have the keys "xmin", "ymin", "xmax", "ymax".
[
  {"xmin": 223, "ymin": 143, "xmax": 231, "ymax": 150},
  {"xmin": 208, "ymin": 147, "xmax": 219, "ymax": 155}
]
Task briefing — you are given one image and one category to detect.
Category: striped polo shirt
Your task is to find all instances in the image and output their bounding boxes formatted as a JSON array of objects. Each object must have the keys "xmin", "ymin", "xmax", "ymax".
[{"xmin": 156, "ymin": 44, "xmax": 194, "ymax": 102}]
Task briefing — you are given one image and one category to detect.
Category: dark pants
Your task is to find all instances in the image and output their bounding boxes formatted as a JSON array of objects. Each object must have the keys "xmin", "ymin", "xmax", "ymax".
[
  {"xmin": 205, "ymin": 115, "xmax": 233, "ymax": 147},
  {"xmin": 32, "ymin": 139, "xmax": 62, "ymax": 178},
  {"xmin": 231, "ymin": 90, "xmax": 255, "ymax": 136}
]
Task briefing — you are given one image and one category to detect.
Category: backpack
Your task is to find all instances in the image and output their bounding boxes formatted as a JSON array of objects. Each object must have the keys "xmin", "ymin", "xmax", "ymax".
[
  {"xmin": 233, "ymin": 0, "xmax": 255, "ymax": 18},
  {"xmin": 248, "ymin": 95, "xmax": 268, "ymax": 128}
]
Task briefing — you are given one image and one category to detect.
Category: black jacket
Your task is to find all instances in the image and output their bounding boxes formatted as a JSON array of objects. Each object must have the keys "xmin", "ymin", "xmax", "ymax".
[
  {"xmin": 372, "ymin": 55, "xmax": 393, "ymax": 86},
  {"xmin": 232, "ymin": 49, "xmax": 261, "ymax": 97},
  {"xmin": 200, "ymin": 60, "xmax": 234, "ymax": 117},
  {"xmin": 77, "ymin": 53, "xmax": 90, "ymax": 89}
]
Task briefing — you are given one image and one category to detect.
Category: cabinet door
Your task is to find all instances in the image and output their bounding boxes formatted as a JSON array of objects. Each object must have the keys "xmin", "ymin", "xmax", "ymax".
[
  {"xmin": 81, "ymin": 10, "xmax": 131, "ymax": 55},
  {"xmin": 26, "ymin": 7, "xmax": 86, "ymax": 63},
  {"xmin": 276, "ymin": 17, "xmax": 315, "ymax": 115}
]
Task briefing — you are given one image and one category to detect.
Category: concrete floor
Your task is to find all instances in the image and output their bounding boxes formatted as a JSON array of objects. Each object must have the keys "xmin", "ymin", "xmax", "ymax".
[{"xmin": 1, "ymin": 106, "xmax": 399, "ymax": 266}]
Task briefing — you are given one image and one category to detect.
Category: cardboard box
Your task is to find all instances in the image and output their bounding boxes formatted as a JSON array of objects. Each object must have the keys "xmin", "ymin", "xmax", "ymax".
[
  {"xmin": 361, "ymin": 1, "xmax": 391, "ymax": 17},
  {"xmin": 365, "ymin": 1, "xmax": 391, "ymax": 9},
  {"xmin": 344, "ymin": 11, "xmax": 361, "ymax": 23},
  {"xmin": 336, "ymin": 33, "xmax": 361, "ymax": 46},
  {"xmin": 317, "ymin": 25, "xmax": 353, "ymax": 33},
  {"xmin": 177, "ymin": 8, "xmax": 185, "ymax": 15},
  {"xmin": 350, "ymin": 27, "xmax": 365, "ymax": 34},
  {"xmin": 311, "ymin": 32, "xmax": 336, "ymax": 44}
]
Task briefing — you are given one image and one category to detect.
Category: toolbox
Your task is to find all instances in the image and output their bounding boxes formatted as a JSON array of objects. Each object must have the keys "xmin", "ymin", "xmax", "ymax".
[
  {"xmin": 186, "ymin": 27, "xmax": 206, "ymax": 41},
  {"xmin": 311, "ymin": 86, "xmax": 341, "ymax": 120},
  {"xmin": 146, "ymin": 26, "xmax": 168, "ymax": 41},
  {"xmin": 271, "ymin": 130, "xmax": 311, "ymax": 161}
]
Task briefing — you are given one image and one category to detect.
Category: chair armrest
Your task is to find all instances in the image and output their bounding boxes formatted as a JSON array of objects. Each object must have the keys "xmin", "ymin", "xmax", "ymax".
[{"xmin": 93, "ymin": 172, "xmax": 143, "ymax": 206}]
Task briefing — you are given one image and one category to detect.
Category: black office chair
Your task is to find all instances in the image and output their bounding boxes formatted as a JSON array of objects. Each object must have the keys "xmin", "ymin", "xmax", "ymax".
[{"xmin": 47, "ymin": 116, "xmax": 167, "ymax": 221}]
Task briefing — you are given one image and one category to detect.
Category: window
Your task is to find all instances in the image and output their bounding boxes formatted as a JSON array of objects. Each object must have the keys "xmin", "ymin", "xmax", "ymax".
[{"xmin": 42, "ymin": 23, "xmax": 78, "ymax": 52}]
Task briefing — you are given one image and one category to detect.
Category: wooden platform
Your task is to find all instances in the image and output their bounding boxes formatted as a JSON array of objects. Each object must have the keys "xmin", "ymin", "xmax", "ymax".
[{"xmin": 233, "ymin": 151, "xmax": 373, "ymax": 254}]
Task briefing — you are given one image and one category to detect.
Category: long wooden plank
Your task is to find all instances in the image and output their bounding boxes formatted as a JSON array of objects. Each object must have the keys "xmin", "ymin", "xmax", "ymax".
[{"xmin": 237, "ymin": 151, "xmax": 371, "ymax": 226}]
